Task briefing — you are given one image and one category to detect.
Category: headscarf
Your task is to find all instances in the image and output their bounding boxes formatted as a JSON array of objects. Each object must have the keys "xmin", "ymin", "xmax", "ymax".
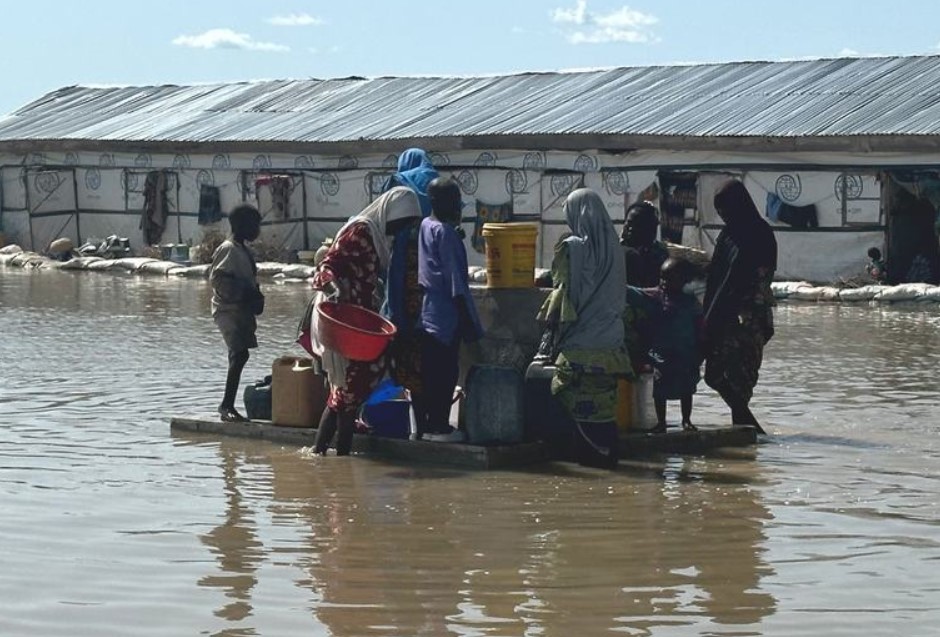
[
  {"xmin": 387, "ymin": 148, "xmax": 438, "ymax": 217},
  {"xmin": 712, "ymin": 179, "xmax": 777, "ymax": 271},
  {"xmin": 383, "ymin": 149, "xmax": 438, "ymax": 329},
  {"xmin": 335, "ymin": 186, "xmax": 421, "ymax": 270},
  {"xmin": 299, "ymin": 187, "xmax": 419, "ymax": 389},
  {"xmin": 704, "ymin": 179, "xmax": 778, "ymax": 326},
  {"xmin": 556, "ymin": 188, "xmax": 626, "ymax": 351}
]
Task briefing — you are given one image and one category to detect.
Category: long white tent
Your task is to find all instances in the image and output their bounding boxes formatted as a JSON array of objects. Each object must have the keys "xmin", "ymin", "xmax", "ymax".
[{"xmin": 3, "ymin": 55, "xmax": 940, "ymax": 281}]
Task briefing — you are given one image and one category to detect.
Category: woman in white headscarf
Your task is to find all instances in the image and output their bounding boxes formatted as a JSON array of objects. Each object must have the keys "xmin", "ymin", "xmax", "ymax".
[
  {"xmin": 300, "ymin": 187, "xmax": 421, "ymax": 455},
  {"xmin": 537, "ymin": 188, "xmax": 632, "ymax": 468}
]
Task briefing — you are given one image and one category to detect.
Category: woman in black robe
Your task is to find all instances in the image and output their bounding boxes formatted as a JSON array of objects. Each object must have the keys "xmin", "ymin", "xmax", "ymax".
[{"xmin": 703, "ymin": 180, "xmax": 777, "ymax": 434}]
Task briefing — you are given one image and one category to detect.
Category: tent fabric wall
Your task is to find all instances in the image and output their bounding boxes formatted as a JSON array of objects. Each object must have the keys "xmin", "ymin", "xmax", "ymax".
[
  {"xmin": 746, "ymin": 170, "xmax": 880, "ymax": 228},
  {"xmin": 23, "ymin": 169, "xmax": 77, "ymax": 250},
  {"xmin": 2, "ymin": 166, "xmax": 26, "ymax": 210},
  {"xmin": 775, "ymin": 230, "xmax": 883, "ymax": 281},
  {"xmin": 1, "ymin": 210, "xmax": 30, "ymax": 248},
  {"xmin": 0, "ymin": 147, "xmax": 898, "ymax": 279},
  {"xmin": 26, "ymin": 168, "xmax": 75, "ymax": 214},
  {"xmin": 29, "ymin": 213, "xmax": 78, "ymax": 252},
  {"xmin": 77, "ymin": 169, "xmax": 126, "ymax": 211},
  {"xmin": 700, "ymin": 226, "xmax": 882, "ymax": 282},
  {"xmin": 303, "ymin": 169, "xmax": 374, "ymax": 252}
]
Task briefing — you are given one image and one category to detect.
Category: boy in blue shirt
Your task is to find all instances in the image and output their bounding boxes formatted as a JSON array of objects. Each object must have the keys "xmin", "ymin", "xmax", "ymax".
[{"xmin": 417, "ymin": 178, "xmax": 483, "ymax": 439}]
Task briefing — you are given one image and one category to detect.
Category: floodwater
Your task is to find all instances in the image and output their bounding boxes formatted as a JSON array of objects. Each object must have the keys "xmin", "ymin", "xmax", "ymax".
[{"xmin": 1, "ymin": 267, "xmax": 940, "ymax": 637}]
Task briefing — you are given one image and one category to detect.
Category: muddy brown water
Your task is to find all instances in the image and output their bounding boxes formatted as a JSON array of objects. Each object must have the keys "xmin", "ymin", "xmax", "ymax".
[{"xmin": 1, "ymin": 268, "xmax": 939, "ymax": 636}]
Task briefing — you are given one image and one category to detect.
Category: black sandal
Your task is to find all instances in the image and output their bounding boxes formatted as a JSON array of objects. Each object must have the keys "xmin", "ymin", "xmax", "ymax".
[
  {"xmin": 650, "ymin": 423, "xmax": 667, "ymax": 434},
  {"xmin": 682, "ymin": 422, "xmax": 698, "ymax": 432},
  {"xmin": 219, "ymin": 408, "xmax": 248, "ymax": 423}
]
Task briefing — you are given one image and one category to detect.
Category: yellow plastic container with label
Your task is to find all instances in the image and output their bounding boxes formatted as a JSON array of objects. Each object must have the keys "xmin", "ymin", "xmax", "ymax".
[
  {"xmin": 481, "ymin": 223, "xmax": 539, "ymax": 288},
  {"xmin": 616, "ymin": 373, "xmax": 656, "ymax": 431},
  {"xmin": 271, "ymin": 356, "xmax": 328, "ymax": 427}
]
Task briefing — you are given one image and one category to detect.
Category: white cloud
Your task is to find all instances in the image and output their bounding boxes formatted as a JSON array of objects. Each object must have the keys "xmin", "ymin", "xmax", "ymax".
[
  {"xmin": 267, "ymin": 13, "xmax": 323, "ymax": 27},
  {"xmin": 511, "ymin": 26, "xmax": 526, "ymax": 34},
  {"xmin": 839, "ymin": 48, "xmax": 860, "ymax": 57},
  {"xmin": 172, "ymin": 28, "xmax": 289, "ymax": 52},
  {"xmin": 551, "ymin": 0, "xmax": 587, "ymax": 25},
  {"xmin": 550, "ymin": 1, "xmax": 658, "ymax": 45}
]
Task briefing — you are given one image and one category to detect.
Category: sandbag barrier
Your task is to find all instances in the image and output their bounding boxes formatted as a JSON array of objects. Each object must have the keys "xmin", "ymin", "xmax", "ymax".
[
  {"xmin": 10, "ymin": 243, "xmax": 932, "ymax": 303},
  {"xmin": 772, "ymin": 281, "xmax": 940, "ymax": 304},
  {"xmin": 0, "ymin": 245, "xmax": 316, "ymax": 282}
]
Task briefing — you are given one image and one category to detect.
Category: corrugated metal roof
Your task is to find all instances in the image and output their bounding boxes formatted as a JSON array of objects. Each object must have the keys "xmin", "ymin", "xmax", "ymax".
[{"xmin": 4, "ymin": 55, "xmax": 940, "ymax": 148}]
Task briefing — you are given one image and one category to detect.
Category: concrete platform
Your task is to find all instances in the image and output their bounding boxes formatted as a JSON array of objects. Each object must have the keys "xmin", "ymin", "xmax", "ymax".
[
  {"xmin": 170, "ymin": 416, "xmax": 548, "ymax": 469},
  {"xmin": 170, "ymin": 416, "xmax": 757, "ymax": 470},
  {"xmin": 621, "ymin": 425, "xmax": 758, "ymax": 455}
]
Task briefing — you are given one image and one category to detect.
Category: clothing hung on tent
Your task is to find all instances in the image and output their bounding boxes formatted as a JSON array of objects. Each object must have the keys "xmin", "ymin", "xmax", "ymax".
[
  {"xmin": 198, "ymin": 184, "xmax": 222, "ymax": 225},
  {"xmin": 141, "ymin": 171, "xmax": 168, "ymax": 245}
]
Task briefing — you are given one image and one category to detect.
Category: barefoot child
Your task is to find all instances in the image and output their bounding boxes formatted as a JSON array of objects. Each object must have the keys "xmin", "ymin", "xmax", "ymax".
[
  {"xmin": 626, "ymin": 257, "xmax": 703, "ymax": 432},
  {"xmin": 210, "ymin": 204, "xmax": 264, "ymax": 422}
]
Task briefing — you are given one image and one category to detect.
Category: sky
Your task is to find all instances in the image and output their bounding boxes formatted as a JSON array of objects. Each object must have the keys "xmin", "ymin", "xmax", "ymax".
[{"xmin": 3, "ymin": 0, "xmax": 940, "ymax": 116}]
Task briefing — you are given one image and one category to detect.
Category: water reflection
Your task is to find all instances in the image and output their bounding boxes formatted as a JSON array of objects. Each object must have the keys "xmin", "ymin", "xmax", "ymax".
[
  {"xmin": 186, "ymin": 433, "xmax": 776, "ymax": 636},
  {"xmin": 199, "ymin": 449, "xmax": 262, "ymax": 625},
  {"xmin": 5, "ymin": 269, "xmax": 940, "ymax": 635}
]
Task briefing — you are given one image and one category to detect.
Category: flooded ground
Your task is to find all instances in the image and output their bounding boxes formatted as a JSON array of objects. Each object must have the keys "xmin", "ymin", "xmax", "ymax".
[{"xmin": 1, "ymin": 267, "xmax": 939, "ymax": 636}]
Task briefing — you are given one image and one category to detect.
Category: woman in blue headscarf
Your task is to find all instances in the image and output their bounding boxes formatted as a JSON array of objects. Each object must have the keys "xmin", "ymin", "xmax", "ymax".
[
  {"xmin": 383, "ymin": 149, "xmax": 439, "ymax": 432},
  {"xmin": 537, "ymin": 188, "xmax": 633, "ymax": 469},
  {"xmin": 386, "ymin": 149, "xmax": 438, "ymax": 217}
]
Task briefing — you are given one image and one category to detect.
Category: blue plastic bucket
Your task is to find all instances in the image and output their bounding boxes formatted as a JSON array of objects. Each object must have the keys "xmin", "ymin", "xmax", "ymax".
[{"xmin": 363, "ymin": 399, "xmax": 411, "ymax": 439}]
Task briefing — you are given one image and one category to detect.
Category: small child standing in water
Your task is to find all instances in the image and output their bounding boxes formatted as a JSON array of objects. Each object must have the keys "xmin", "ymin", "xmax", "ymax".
[{"xmin": 626, "ymin": 258, "xmax": 703, "ymax": 432}]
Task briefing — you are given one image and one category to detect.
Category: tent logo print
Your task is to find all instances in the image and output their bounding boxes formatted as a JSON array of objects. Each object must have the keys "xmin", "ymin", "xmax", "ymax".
[
  {"xmin": 294, "ymin": 155, "xmax": 314, "ymax": 169},
  {"xmin": 429, "ymin": 152, "xmax": 450, "ymax": 167},
  {"xmin": 506, "ymin": 169, "xmax": 527, "ymax": 194},
  {"xmin": 835, "ymin": 174, "xmax": 863, "ymax": 200},
  {"xmin": 196, "ymin": 170, "xmax": 215, "ymax": 188},
  {"xmin": 35, "ymin": 172, "xmax": 60, "ymax": 194},
  {"xmin": 456, "ymin": 170, "xmax": 478, "ymax": 195},
  {"xmin": 474, "ymin": 152, "xmax": 497, "ymax": 167},
  {"xmin": 523, "ymin": 152, "xmax": 545, "ymax": 171},
  {"xmin": 775, "ymin": 174, "xmax": 802, "ymax": 203},
  {"xmin": 321, "ymin": 173, "xmax": 340, "ymax": 196},
  {"xmin": 604, "ymin": 171, "xmax": 629, "ymax": 196},
  {"xmin": 85, "ymin": 168, "xmax": 101, "ymax": 191},
  {"xmin": 574, "ymin": 154, "xmax": 597, "ymax": 172}
]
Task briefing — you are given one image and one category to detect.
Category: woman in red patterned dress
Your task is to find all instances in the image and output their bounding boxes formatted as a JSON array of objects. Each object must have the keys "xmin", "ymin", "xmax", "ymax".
[{"xmin": 306, "ymin": 187, "xmax": 421, "ymax": 455}]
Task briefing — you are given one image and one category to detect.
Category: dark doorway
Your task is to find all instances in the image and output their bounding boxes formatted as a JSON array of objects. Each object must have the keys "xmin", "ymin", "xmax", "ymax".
[{"xmin": 884, "ymin": 175, "xmax": 940, "ymax": 284}]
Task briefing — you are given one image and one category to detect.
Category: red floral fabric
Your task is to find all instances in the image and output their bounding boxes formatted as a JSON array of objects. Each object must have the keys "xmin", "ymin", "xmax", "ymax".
[{"xmin": 312, "ymin": 223, "xmax": 386, "ymax": 413}]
